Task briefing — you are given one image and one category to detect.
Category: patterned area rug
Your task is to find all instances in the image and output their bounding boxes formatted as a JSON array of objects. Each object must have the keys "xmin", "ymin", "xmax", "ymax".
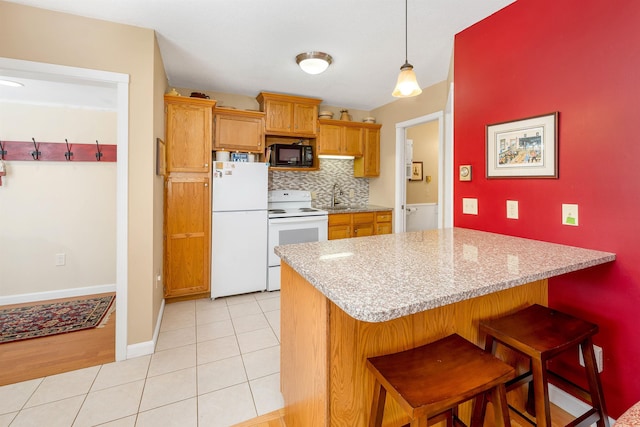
[{"xmin": 0, "ymin": 295, "xmax": 115, "ymax": 344}]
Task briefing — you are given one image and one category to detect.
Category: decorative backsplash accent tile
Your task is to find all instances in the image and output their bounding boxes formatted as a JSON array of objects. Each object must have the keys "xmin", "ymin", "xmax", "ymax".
[{"xmin": 269, "ymin": 159, "xmax": 369, "ymax": 208}]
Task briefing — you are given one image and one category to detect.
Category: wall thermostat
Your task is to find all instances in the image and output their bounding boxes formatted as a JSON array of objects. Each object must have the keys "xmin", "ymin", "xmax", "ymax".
[{"xmin": 459, "ymin": 165, "xmax": 472, "ymax": 181}]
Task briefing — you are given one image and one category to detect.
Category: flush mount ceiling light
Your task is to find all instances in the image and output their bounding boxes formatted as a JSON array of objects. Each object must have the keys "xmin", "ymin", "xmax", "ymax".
[
  {"xmin": 296, "ymin": 51, "xmax": 333, "ymax": 75},
  {"xmin": 0, "ymin": 78, "xmax": 24, "ymax": 87},
  {"xmin": 392, "ymin": 0, "xmax": 422, "ymax": 98}
]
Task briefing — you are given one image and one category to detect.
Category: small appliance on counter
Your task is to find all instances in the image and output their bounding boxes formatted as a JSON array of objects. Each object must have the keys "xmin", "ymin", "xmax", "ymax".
[
  {"xmin": 270, "ymin": 144, "xmax": 314, "ymax": 167},
  {"xmin": 211, "ymin": 161, "xmax": 269, "ymax": 298}
]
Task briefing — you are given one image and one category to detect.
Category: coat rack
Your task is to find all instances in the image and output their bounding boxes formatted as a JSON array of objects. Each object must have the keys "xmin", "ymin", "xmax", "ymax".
[{"xmin": 0, "ymin": 139, "xmax": 117, "ymax": 162}]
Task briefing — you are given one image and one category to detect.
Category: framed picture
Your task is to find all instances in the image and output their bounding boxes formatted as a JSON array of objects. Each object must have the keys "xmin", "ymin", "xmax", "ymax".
[
  {"xmin": 156, "ymin": 138, "xmax": 166, "ymax": 176},
  {"xmin": 410, "ymin": 161, "xmax": 423, "ymax": 181},
  {"xmin": 486, "ymin": 112, "xmax": 558, "ymax": 178}
]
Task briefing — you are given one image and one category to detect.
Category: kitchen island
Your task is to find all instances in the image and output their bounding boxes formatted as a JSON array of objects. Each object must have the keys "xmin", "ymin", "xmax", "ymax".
[{"xmin": 275, "ymin": 228, "xmax": 615, "ymax": 427}]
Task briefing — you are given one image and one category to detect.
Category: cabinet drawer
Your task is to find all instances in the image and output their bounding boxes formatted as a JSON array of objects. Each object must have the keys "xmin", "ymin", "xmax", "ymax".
[
  {"xmin": 352, "ymin": 212, "xmax": 375, "ymax": 225},
  {"xmin": 376, "ymin": 211, "xmax": 392, "ymax": 223},
  {"xmin": 329, "ymin": 213, "xmax": 352, "ymax": 226}
]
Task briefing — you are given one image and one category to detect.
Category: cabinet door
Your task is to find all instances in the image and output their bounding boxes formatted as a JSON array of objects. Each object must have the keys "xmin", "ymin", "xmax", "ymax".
[
  {"xmin": 354, "ymin": 127, "xmax": 380, "ymax": 177},
  {"xmin": 352, "ymin": 212, "xmax": 375, "ymax": 238},
  {"xmin": 166, "ymin": 102, "xmax": 212, "ymax": 173},
  {"xmin": 264, "ymin": 99, "xmax": 293, "ymax": 134},
  {"xmin": 375, "ymin": 211, "xmax": 392, "ymax": 235},
  {"xmin": 293, "ymin": 103, "xmax": 318, "ymax": 135},
  {"xmin": 165, "ymin": 175, "xmax": 211, "ymax": 298},
  {"xmin": 328, "ymin": 225, "xmax": 351, "ymax": 240},
  {"xmin": 318, "ymin": 123, "xmax": 343, "ymax": 155},
  {"xmin": 343, "ymin": 126, "xmax": 363, "ymax": 157},
  {"xmin": 214, "ymin": 113, "xmax": 264, "ymax": 152}
]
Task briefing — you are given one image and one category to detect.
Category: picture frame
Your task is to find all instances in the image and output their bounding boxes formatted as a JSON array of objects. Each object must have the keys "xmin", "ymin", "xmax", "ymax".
[
  {"xmin": 486, "ymin": 112, "xmax": 558, "ymax": 178},
  {"xmin": 410, "ymin": 161, "xmax": 423, "ymax": 181},
  {"xmin": 156, "ymin": 138, "xmax": 166, "ymax": 176}
]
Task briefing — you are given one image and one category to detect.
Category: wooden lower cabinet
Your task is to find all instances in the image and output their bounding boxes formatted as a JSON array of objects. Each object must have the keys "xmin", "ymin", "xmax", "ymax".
[
  {"xmin": 164, "ymin": 174, "xmax": 211, "ymax": 299},
  {"xmin": 328, "ymin": 210, "xmax": 392, "ymax": 240}
]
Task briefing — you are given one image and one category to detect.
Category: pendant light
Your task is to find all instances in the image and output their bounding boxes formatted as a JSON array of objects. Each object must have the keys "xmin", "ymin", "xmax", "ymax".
[{"xmin": 392, "ymin": 0, "xmax": 422, "ymax": 98}]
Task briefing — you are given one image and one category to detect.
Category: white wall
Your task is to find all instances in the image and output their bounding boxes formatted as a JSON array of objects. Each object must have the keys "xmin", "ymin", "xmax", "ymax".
[{"xmin": 0, "ymin": 102, "xmax": 116, "ymax": 298}]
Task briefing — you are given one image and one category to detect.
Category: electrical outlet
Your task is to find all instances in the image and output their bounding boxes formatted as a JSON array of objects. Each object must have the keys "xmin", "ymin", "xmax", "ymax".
[
  {"xmin": 55, "ymin": 253, "xmax": 66, "ymax": 266},
  {"xmin": 462, "ymin": 198, "xmax": 478, "ymax": 215},
  {"xmin": 349, "ymin": 189, "xmax": 355, "ymax": 198},
  {"xmin": 579, "ymin": 344, "xmax": 603, "ymax": 373},
  {"xmin": 507, "ymin": 200, "xmax": 519, "ymax": 219}
]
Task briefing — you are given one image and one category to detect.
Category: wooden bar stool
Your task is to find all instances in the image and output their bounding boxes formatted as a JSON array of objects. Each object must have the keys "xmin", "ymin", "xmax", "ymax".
[
  {"xmin": 366, "ymin": 334, "xmax": 515, "ymax": 427},
  {"xmin": 479, "ymin": 304, "xmax": 609, "ymax": 427}
]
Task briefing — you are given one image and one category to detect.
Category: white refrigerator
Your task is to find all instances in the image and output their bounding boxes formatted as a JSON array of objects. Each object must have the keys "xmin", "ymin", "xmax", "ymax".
[{"xmin": 211, "ymin": 161, "xmax": 268, "ymax": 298}]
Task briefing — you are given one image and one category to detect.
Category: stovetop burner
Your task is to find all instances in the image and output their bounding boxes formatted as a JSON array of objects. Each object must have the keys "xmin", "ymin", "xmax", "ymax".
[{"xmin": 268, "ymin": 190, "xmax": 328, "ymax": 219}]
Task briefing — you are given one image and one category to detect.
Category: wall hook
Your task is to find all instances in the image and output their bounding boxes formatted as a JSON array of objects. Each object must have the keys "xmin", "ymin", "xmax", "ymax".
[
  {"xmin": 64, "ymin": 139, "xmax": 74, "ymax": 161},
  {"xmin": 95, "ymin": 140, "xmax": 103, "ymax": 161},
  {"xmin": 31, "ymin": 138, "xmax": 41, "ymax": 160},
  {"xmin": 0, "ymin": 141, "xmax": 6, "ymax": 160}
]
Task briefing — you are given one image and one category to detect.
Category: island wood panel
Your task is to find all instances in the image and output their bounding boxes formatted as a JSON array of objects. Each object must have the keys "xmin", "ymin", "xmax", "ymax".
[
  {"xmin": 281, "ymin": 262, "xmax": 548, "ymax": 427},
  {"xmin": 281, "ymin": 264, "xmax": 330, "ymax": 427}
]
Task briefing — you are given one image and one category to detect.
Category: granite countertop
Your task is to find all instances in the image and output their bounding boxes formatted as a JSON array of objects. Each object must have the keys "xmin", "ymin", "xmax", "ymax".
[
  {"xmin": 320, "ymin": 204, "xmax": 392, "ymax": 214},
  {"xmin": 274, "ymin": 228, "xmax": 615, "ymax": 323}
]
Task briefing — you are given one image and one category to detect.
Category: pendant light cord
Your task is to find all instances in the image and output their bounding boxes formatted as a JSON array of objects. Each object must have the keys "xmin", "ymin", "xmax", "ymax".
[{"xmin": 404, "ymin": 0, "xmax": 408, "ymax": 64}]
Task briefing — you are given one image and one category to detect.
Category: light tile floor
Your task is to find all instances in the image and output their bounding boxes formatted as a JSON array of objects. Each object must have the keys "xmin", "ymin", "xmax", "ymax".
[{"xmin": 0, "ymin": 291, "xmax": 284, "ymax": 427}]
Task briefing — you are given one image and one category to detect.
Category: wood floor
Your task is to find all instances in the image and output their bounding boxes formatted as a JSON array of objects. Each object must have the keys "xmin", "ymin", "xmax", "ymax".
[
  {"xmin": 0, "ymin": 293, "xmax": 116, "ymax": 386},
  {"xmin": 233, "ymin": 404, "xmax": 574, "ymax": 427}
]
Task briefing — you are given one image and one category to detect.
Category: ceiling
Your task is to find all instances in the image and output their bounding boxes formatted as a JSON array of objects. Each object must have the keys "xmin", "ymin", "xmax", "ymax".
[{"xmin": 3, "ymin": 0, "xmax": 515, "ymax": 111}]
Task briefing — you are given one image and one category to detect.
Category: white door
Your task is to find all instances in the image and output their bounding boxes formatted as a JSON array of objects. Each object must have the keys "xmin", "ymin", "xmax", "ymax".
[
  {"xmin": 211, "ymin": 210, "xmax": 268, "ymax": 298},
  {"xmin": 212, "ymin": 162, "xmax": 268, "ymax": 211}
]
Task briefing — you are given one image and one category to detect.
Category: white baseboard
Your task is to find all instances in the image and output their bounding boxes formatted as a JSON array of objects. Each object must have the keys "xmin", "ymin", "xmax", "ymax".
[
  {"xmin": 549, "ymin": 384, "xmax": 615, "ymax": 426},
  {"xmin": 0, "ymin": 284, "xmax": 117, "ymax": 306},
  {"xmin": 126, "ymin": 299, "xmax": 165, "ymax": 359}
]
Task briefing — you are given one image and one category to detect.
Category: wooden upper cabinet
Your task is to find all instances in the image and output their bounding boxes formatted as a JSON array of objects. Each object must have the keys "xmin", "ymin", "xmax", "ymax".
[
  {"xmin": 213, "ymin": 108, "xmax": 265, "ymax": 153},
  {"xmin": 165, "ymin": 95, "xmax": 216, "ymax": 173},
  {"xmin": 354, "ymin": 125, "xmax": 381, "ymax": 177},
  {"xmin": 317, "ymin": 120, "xmax": 364, "ymax": 157},
  {"xmin": 256, "ymin": 92, "xmax": 321, "ymax": 137}
]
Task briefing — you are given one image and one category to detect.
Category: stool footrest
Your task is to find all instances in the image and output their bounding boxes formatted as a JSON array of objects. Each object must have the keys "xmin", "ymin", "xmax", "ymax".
[
  {"xmin": 506, "ymin": 372, "xmax": 534, "ymax": 391},
  {"xmin": 548, "ymin": 371, "xmax": 592, "ymax": 404},
  {"xmin": 566, "ymin": 408, "xmax": 600, "ymax": 427}
]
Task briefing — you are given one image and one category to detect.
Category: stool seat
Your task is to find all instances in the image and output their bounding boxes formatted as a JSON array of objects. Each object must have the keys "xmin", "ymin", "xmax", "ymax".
[
  {"xmin": 366, "ymin": 334, "xmax": 515, "ymax": 427},
  {"xmin": 480, "ymin": 304, "xmax": 609, "ymax": 427},
  {"xmin": 615, "ymin": 401, "xmax": 640, "ymax": 427}
]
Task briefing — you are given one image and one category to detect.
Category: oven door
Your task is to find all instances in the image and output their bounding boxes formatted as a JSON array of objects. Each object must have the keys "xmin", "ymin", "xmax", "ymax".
[
  {"xmin": 268, "ymin": 216, "xmax": 328, "ymax": 267},
  {"xmin": 268, "ymin": 215, "xmax": 328, "ymax": 291}
]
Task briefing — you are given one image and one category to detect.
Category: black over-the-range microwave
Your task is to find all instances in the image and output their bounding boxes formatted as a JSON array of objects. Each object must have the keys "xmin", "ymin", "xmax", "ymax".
[{"xmin": 270, "ymin": 144, "xmax": 314, "ymax": 167}]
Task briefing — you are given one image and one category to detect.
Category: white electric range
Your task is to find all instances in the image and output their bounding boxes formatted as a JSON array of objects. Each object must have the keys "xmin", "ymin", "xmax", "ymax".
[{"xmin": 267, "ymin": 190, "xmax": 328, "ymax": 291}]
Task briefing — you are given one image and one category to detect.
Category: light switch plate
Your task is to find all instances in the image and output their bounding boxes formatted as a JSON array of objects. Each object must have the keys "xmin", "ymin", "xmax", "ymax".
[
  {"xmin": 506, "ymin": 200, "xmax": 519, "ymax": 219},
  {"xmin": 462, "ymin": 198, "xmax": 478, "ymax": 215},
  {"xmin": 562, "ymin": 203, "xmax": 579, "ymax": 226}
]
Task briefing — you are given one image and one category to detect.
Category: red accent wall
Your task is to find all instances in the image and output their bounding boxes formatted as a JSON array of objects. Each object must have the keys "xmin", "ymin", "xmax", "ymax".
[{"xmin": 454, "ymin": 0, "xmax": 640, "ymax": 415}]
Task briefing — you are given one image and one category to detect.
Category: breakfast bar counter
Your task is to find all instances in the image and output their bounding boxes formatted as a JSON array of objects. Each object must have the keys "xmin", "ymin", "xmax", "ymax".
[{"xmin": 275, "ymin": 228, "xmax": 615, "ymax": 427}]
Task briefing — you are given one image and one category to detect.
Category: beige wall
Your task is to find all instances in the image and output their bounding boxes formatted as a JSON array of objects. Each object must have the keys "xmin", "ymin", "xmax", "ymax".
[
  {"xmin": 0, "ymin": 1, "xmax": 166, "ymax": 345},
  {"xmin": 0, "ymin": 103, "xmax": 117, "ymax": 296},
  {"xmin": 369, "ymin": 81, "xmax": 449, "ymax": 208},
  {"xmin": 406, "ymin": 120, "xmax": 439, "ymax": 204}
]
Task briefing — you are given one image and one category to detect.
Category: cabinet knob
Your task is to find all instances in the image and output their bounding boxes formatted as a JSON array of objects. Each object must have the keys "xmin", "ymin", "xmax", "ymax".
[
  {"xmin": 204, "ymin": 163, "xmax": 208, "ymax": 168},
  {"xmin": 204, "ymin": 183, "xmax": 208, "ymax": 187}
]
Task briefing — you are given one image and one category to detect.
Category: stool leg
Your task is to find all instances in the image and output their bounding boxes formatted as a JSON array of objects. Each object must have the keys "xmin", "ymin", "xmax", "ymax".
[
  {"xmin": 581, "ymin": 338, "xmax": 610, "ymax": 427},
  {"xmin": 531, "ymin": 357, "xmax": 552, "ymax": 427},
  {"xmin": 470, "ymin": 394, "xmax": 487, "ymax": 427},
  {"xmin": 493, "ymin": 384, "xmax": 512, "ymax": 427},
  {"xmin": 369, "ymin": 379, "xmax": 387, "ymax": 427}
]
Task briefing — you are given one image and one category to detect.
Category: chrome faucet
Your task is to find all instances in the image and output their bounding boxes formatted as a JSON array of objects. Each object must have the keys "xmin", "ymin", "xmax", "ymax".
[{"xmin": 331, "ymin": 183, "xmax": 341, "ymax": 208}]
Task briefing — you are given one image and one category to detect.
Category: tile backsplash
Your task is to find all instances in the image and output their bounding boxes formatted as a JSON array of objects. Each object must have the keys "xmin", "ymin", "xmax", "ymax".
[{"xmin": 269, "ymin": 159, "xmax": 369, "ymax": 208}]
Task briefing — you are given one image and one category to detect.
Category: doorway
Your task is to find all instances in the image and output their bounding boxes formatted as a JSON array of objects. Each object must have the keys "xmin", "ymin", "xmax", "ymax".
[
  {"xmin": 0, "ymin": 57, "xmax": 129, "ymax": 361},
  {"xmin": 394, "ymin": 84, "xmax": 454, "ymax": 233}
]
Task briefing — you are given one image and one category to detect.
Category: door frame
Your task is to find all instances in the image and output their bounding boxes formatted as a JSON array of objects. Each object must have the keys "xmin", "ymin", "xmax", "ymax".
[
  {"xmin": 394, "ymin": 83, "xmax": 454, "ymax": 233},
  {"xmin": 0, "ymin": 57, "xmax": 130, "ymax": 361}
]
